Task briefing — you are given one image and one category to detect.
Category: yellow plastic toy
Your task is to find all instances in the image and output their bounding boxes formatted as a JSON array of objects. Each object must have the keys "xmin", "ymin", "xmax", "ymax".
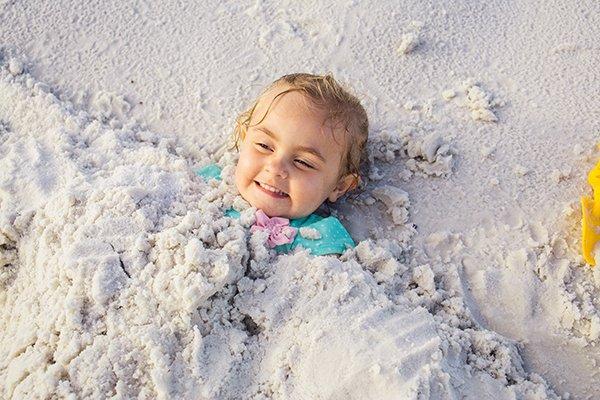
[{"xmin": 582, "ymin": 158, "xmax": 600, "ymax": 266}]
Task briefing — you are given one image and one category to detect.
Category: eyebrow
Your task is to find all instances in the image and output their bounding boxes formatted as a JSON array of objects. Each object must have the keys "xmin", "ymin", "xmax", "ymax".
[{"xmin": 256, "ymin": 126, "xmax": 327, "ymax": 163}]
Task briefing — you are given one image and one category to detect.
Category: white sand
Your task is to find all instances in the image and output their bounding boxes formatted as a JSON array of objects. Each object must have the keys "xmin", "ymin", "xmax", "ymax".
[{"xmin": 1, "ymin": 0, "xmax": 599, "ymax": 398}]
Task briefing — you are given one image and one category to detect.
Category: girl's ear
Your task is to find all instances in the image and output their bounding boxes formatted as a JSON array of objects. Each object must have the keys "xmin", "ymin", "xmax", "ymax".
[{"xmin": 327, "ymin": 174, "xmax": 358, "ymax": 202}]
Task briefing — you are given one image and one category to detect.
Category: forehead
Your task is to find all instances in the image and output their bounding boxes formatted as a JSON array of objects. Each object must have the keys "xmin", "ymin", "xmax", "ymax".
[
  {"xmin": 254, "ymin": 85, "xmax": 318, "ymax": 120},
  {"xmin": 252, "ymin": 86, "xmax": 347, "ymax": 149}
]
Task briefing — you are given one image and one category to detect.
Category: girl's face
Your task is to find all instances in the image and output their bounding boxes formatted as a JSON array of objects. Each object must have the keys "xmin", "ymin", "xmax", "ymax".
[{"xmin": 234, "ymin": 87, "xmax": 355, "ymax": 219}]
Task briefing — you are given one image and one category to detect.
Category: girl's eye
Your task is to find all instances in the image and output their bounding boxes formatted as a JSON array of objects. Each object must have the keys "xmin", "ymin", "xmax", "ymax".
[
  {"xmin": 294, "ymin": 159, "xmax": 314, "ymax": 169},
  {"xmin": 255, "ymin": 142, "xmax": 271, "ymax": 151}
]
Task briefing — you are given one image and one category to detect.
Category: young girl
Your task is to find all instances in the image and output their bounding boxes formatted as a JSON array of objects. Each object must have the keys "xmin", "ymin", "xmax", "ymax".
[{"xmin": 198, "ymin": 73, "xmax": 369, "ymax": 256}]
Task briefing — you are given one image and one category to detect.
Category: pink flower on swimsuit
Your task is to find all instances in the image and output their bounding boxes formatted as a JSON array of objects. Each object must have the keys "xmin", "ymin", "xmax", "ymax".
[{"xmin": 250, "ymin": 209, "xmax": 297, "ymax": 248}]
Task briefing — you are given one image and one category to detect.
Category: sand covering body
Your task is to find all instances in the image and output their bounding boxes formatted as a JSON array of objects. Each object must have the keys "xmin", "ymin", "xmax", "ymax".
[{"xmin": 0, "ymin": 61, "xmax": 564, "ymax": 398}]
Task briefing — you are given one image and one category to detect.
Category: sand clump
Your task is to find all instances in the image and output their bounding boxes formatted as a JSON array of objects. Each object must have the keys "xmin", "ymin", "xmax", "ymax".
[
  {"xmin": 367, "ymin": 130, "xmax": 455, "ymax": 180},
  {"xmin": 440, "ymin": 78, "xmax": 504, "ymax": 123},
  {"xmin": 397, "ymin": 21, "xmax": 424, "ymax": 55}
]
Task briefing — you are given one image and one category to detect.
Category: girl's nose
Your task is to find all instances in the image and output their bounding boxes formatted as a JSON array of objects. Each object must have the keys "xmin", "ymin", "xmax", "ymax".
[{"xmin": 266, "ymin": 156, "xmax": 289, "ymax": 179}]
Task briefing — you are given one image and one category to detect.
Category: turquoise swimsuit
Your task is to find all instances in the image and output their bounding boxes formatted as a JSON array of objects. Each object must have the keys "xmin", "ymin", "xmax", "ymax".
[{"xmin": 196, "ymin": 164, "xmax": 355, "ymax": 256}]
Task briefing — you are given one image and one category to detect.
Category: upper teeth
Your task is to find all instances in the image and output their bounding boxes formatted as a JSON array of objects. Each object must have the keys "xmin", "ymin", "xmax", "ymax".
[{"xmin": 260, "ymin": 182, "xmax": 285, "ymax": 195}]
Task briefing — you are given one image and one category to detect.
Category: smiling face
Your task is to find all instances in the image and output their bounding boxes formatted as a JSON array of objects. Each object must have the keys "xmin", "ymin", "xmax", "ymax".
[{"xmin": 234, "ymin": 86, "xmax": 356, "ymax": 219}]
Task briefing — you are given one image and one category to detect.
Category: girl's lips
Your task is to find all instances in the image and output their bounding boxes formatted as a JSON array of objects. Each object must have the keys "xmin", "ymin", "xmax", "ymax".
[{"xmin": 254, "ymin": 181, "xmax": 289, "ymax": 199}]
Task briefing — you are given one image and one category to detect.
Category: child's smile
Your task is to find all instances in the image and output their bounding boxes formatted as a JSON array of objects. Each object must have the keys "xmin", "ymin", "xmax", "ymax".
[
  {"xmin": 254, "ymin": 181, "xmax": 289, "ymax": 198},
  {"xmin": 234, "ymin": 86, "xmax": 355, "ymax": 219}
]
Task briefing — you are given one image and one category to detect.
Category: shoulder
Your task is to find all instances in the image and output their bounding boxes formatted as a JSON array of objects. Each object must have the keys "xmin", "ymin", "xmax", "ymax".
[{"xmin": 293, "ymin": 214, "xmax": 355, "ymax": 256}]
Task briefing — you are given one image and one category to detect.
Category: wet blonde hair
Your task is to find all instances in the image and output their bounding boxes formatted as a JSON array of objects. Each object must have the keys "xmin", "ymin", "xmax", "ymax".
[{"xmin": 233, "ymin": 73, "xmax": 369, "ymax": 190}]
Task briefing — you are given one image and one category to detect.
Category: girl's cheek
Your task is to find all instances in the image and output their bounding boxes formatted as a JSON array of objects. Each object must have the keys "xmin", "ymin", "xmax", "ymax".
[{"xmin": 238, "ymin": 148, "xmax": 257, "ymax": 169}]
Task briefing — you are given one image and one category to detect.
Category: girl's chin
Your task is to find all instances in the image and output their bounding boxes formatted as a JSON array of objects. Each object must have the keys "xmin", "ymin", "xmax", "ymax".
[
  {"xmin": 257, "ymin": 205, "xmax": 290, "ymax": 218},
  {"xmin": 247, "ymin": 195, "xmax": 287, "ymax": 216},
  {"xmin": 247, "ymin": 187, "xmax": 289, "ymax": 209}
]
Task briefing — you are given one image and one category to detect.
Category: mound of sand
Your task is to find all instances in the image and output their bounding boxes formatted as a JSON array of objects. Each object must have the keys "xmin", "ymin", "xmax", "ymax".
[{"xmin": 0, "ymin": 60, "xmax": 559, "ymax": 399}]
